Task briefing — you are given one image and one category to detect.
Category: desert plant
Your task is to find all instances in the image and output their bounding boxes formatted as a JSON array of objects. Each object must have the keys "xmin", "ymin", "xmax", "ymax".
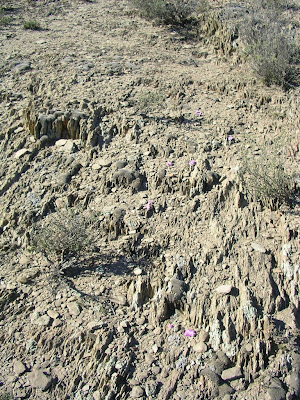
[
  {"xmin": 240, "ymin": 154, "xmax": 296, "ymax": 210},
  {"xmin": 23, "ymin": 19, "xmax": 41, "ymax": 30},
  {"xmin": 239, "ymin": 2, "xmax": 299, "ymax": 88},
  {"xmin": 129, "ymin": 0, "xmax": 197, "ymax": 26},
  {"xmin": 31, "ymin": 208, "xmax": 92, "ymax": 261}
]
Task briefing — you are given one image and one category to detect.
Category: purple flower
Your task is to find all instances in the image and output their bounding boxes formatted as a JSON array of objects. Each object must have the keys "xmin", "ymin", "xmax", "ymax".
[
  {"xmin": 169, "ymin": 324, "xmax": 174, "ymax": 329},
  {"xmin": 196, "ymin": 110, "xmax": 203, "ymax": 117},
  {"xmin": 167, "ymin": 161, "xmax": 173, "ymax": 167},
  {"xmin": 189, "ymin": 159, "xmax": 196, "ymax": 167},
  {"xmin": 228, "ymin": 135, "xmax": 234, "ymax": 142},
  {"xmin": 184, "ymin": 329, "xmax": 196, "ymax": 337},
  {"xmin": 145, "ymin": 200, "xmax": 153, "ymax": 211}
]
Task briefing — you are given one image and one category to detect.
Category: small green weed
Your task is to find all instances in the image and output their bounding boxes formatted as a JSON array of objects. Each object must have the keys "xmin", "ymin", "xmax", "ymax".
[{"xmin": 23, "ymin": 20, "xmax": 41, "ymax": 30}]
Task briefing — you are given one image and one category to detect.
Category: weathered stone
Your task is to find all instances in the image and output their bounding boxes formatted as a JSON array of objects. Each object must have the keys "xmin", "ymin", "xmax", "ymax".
[
  {"xmin": 133, "ymin": 267, "xmax": 143, "ymax": 276},
  {"xmin": 215, "ymin": 284, "xmax": 233, "ymax": 295},
  {"xmin": 131, "ymin": 385, "xmax": 144, "ymax": 399},
  {"xmin": 221, "ymin": 366, "xmax": 243, "ymax": 381},
  {"xmin": 14, "ymin": 149, "xmax": 31, "ymax": 159},
  {"xmin": 47, "ymin": 310, "xmax": 60, "ymax": 319},
  {"xmin": 13, "ymin": 360, "xmax": 26, "ymax": 376},
  {"xmin": 30, "ymin": 312, "xmax": 51, "ymax": 327},
  {"xmin": 251, "ymin": 242, "xmax": 266, "ymax": 253},
  {"xmin": 67, "ymin": 302, "xmax": 81, "ymax": 316},
  {"xmin": 287, "ymin": 372, "xmax": 300, "ymax": 395},
  {"xmin": 266, "ymin": 387, "xmax": 286, "ymax": 400},
  {"xmin": 28, "ymin": 369, "xmax": 52, "ymax": 391},
  {"xmin": 193, "ymin": 341, "xmax": 207, "ymax": 353}
]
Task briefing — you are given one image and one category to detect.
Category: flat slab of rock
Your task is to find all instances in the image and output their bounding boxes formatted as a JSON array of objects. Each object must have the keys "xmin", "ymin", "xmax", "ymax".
[
  {"xmin": 221, "ymin": 366, "xmax": 243, "ymax": 381},
  {"xmin": 28, "ymin": 369, "xmax": 52, "ymax": 391}
]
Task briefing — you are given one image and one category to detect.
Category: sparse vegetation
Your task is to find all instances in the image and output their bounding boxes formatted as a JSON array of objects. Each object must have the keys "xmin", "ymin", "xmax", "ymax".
[
  {"xmin": 240, "ymin": 154, "xmax": 296, "ymax": 210},
  {"xmin": 136, "ymin": 90, "xmax": 165, "ymax": 113},
  {"xmin": 31, "ymin": 208, "xmax": 92, "ymax": 262},
  {"xmin": 237, "ymin": 1, "xmax": 299, "ymax": 89},
  {"xmin": 23, "ymin": 19, "xmax": 41, "ymax": 30},
  {"xmin": 129, "ymin": 0, "xmax": 198, "ymax": 26}
]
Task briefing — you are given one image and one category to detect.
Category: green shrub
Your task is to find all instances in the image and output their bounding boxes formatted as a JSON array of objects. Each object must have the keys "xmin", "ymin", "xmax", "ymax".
[
  {"xmin": 31, "ymin": 208, "xmax": 92, "ymax": 261},
  {"xmin": 240, "ymin": 154, "xmax": 296, "ymax": 210},
  {"xmin": 129, "ymin": 0, "xmax": 197, "ymax": 26},
  {"xmin": 23, "ymin": 20, "xmax": 41, "ymax": 30}
]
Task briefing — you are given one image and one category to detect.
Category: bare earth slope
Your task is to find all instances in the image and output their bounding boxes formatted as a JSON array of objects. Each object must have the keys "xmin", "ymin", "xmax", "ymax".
[{"xmin": 0, "ymin": 0, "xmax": 299, "ymax": 399}]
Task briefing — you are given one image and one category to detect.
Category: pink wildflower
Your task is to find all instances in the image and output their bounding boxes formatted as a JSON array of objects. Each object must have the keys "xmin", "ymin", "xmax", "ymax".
[
  {"xmin": 189, "ymin": 159, "xmax": 196, "ymax": 167},
  {"xmin": 184, "ymin": 329, "xmax": 196, "ymax": 337},
  {"xmin": 167, "ymin": 161, "xmax": 173, "ymax": 167},
  {"xmin": 196, "ymin": 110, "xmax": 203, "ymax": 117},
  {"xmin": 228, "ymin": 135, "xmax": 234, "ymax": 141},
  {"xmin": 145, "ymin": 200, "xmax": 153, "ymax": 211},
  {"xmin": 169, "ymin": 324, "xmax": 174, "ymax": 329}
]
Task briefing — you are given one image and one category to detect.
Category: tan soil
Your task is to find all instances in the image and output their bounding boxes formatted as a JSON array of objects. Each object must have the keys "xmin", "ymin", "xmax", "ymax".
[{"xmin": 0, "ymin": 1, "xmax": 299, "ymax": 399}]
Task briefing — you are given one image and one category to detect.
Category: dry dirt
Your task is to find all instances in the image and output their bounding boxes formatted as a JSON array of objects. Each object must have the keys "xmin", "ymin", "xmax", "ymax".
[{"xmin": 0, "ymin": 0, "xmax": 299, "ymax": 399}]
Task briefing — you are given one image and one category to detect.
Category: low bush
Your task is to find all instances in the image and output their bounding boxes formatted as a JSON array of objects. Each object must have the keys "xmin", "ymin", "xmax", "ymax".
[
  {"xmin": 239, "ymin": 1, "xmax": 299, "ymax": 89},
  {"xmin": 31, "ymin": 208, "xmax": 92, "ymax": 262},
  {"xmin": 23, "ymin": 20, "xmax": 41, "ymax": 30},
  {"xmin": 129, "ymin": 0, "xmax": 198, "ymax": 26},
  {"xmin": 240, "ymin": 154, "xmax": 296, "ymax": 210}
]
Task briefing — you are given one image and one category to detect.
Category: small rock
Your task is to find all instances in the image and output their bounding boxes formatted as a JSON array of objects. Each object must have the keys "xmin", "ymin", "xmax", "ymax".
[
  {"xmin": 13, "ymin": 360, "xmax": 26, "ymax": 376},
  {"xmin": 93, "ymin": 390, "xmax": 101, "ymax": 400},
  {"xmin": 251, "ymin": 242, "xmax": 266, "ymax": 253},
  {"xmin": 30, "ymin": 312, "xmax": 51, "ymax": 327},
  {"xmin": 47, "ymin": 310, "xmax": 60, "ymax": 319},
  {"xmin": 133, "ymin": 267, "xmax": 143, "ymax": 276},
  {"xmin": 193, "ymin": 341, "xmax": 207, "ymax": 353},
  {"xmin": 87, "ymin": 321, "xmax": 102, "ymax": 331},
  {"xmin": 198, "ymin": 330, "xmax": 209, "ymax": 342},
  {"xmin": 17, "ymin": 274, "xmax": 31, "ymax": 284},
  {"xmin": 14, "ymin": 148, "xmax": 31, "ymax": 159},
  {"xmin": 215, "ymin": 284, "xmax": 233, "ymax": 295},
  {"xmin": 221, "ymin": 366, "xmax": 243, "ymax": 381},
  {"xmin": 19, "ymin": 255, "xmax": 30, "ymax": 265},
  {"xmin": 131, "ymin": 385, "xmax": 144, "ymax": 399},
  {"xmin": 110, "ymin": 294, "xmax": 127, "ymax": 306},
  {"xmin": 55, "ymin": 139, "xmax": 68, "ymax": 147},
  {"xmin": 67, "ymin": 302, "xmax": 81, "ymax": 316},
  {"xmin": 28, "ymin": 369, "xmax": 52, "ymax": 391}
]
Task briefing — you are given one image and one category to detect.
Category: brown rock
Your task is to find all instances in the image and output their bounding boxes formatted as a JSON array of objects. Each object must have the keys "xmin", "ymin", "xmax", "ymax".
[{"xmin": 221, "ymin": 366, "xmax": 243, "ymax": 381}]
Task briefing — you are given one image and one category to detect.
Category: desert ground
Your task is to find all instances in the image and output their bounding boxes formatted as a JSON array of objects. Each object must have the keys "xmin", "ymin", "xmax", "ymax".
[{"xmin": 0, "ymin": 0, "xmax": 299, "ymax": 399}]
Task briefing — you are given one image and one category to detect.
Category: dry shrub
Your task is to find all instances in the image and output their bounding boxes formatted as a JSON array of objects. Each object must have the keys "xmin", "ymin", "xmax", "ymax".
[
  {"xmin": 240, "ymin": 154, "xmax": 296, "ymax": 210},
  {"xmin": 129, "ymin": 0, "xmax": 198, "ymax": 26},
  {"xmin": 239, "ymin": 1, "xmax": 299, "ymax": 89},
  {"xmin": 31, "ymin": 208, "xmax": 92, "ymax": 261}
]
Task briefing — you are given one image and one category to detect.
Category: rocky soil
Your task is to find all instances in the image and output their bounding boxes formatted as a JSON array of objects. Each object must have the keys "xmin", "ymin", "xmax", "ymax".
[{"xmin": 0, "ymin": 0, "xmax": 299, "ymax": 399}]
